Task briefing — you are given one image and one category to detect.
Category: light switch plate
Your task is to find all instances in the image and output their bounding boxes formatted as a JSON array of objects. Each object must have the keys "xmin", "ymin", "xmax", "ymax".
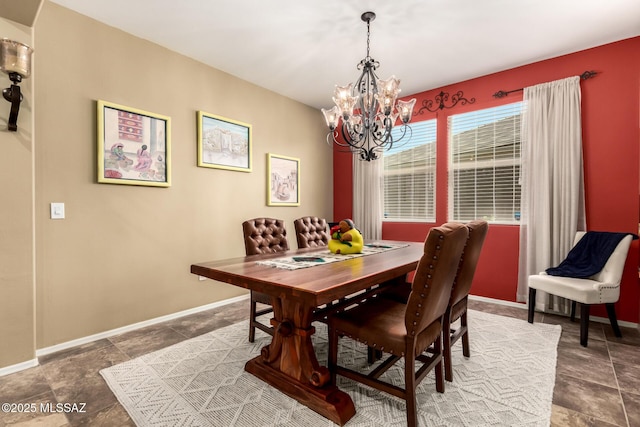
[{"xmin": 50, "ymin": 202, "xmax": 65, "ymax": 219}]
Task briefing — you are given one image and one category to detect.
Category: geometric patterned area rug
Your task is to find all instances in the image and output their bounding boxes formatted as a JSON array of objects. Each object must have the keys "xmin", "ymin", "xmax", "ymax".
[{"xmin": 100, "ymin": 310, "xmax": 561, "ymax": 426}]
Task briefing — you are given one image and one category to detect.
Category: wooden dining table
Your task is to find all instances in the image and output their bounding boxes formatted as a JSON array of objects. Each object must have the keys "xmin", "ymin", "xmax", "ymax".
[{"xmin": 190, "ymin": 241, "xmax": 423, "ymax": 425}]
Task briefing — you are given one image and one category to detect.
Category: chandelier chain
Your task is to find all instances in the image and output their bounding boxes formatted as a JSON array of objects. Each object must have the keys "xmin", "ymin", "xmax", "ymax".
[{"xmin": 366, "ymin": 18, "xmax": 371, "ymax": 60}]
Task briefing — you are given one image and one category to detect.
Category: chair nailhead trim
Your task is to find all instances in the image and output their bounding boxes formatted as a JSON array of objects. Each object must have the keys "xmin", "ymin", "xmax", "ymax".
[{"xmin": 409, "ymin": 230, "xmax": 445, "ymax": 337}]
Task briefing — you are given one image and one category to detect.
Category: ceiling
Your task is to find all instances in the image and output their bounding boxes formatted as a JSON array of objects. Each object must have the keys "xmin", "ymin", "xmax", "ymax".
[{"xmin": 48, "ymin": 0, "xmax": 640, "ymax": 110}]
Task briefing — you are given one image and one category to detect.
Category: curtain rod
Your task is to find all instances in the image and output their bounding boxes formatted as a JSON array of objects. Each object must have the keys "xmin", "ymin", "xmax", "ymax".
[{"xmin": 493, "ymin": 70, "xmax": 598, "ymax": 98}]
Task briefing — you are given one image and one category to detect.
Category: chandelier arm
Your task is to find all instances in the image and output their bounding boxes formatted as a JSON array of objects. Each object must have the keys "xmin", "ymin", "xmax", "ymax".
[
  {"xmin": 335, "ymin": 121, "xmax": 371, "ymax": 161},
  {"xmin": 391, "ymin": 124, "xmax": 410, "ymax": 144},
  {"xmin": 330, "ymin": 129, "xmax": 368, "ymax": 161},
  {"xmin": 381, "ymin": 123, "xmax": 412, "ymax": 154},
  {"xmin": 327, "ymin": 130, "xmax": 342, "ymax": 147},
  {"xmin": 342, "ymin": 121, "xmax": 365, "ymax": 146},
  {"xmin": 327, "ymin": 126, "xmax": 351, "ymax": 149}
]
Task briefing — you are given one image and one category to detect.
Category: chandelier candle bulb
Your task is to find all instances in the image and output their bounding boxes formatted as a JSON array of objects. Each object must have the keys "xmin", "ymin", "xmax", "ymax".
[
  {"xmin": 321, "ymin": 106, "xmax": 341, "ymax": 130},
  {"xmin": 398, "ymin": 99, "xmax": 417, "ymax": 123},
  {"xmin": 322, "ymin": 12, "xmax": 416, "ymax": 161}
]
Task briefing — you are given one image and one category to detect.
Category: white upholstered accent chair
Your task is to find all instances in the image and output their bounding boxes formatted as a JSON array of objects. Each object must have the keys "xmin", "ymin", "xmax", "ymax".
[{"xmin": 527, "ymin": 231, "xmax": 633, "ymax": 347}]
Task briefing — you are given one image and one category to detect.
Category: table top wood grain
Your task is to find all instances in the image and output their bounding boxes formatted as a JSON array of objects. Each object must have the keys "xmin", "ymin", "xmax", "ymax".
[{"xmin": 191, "ymin": 241, "xmax": 424, "ymax": 306}]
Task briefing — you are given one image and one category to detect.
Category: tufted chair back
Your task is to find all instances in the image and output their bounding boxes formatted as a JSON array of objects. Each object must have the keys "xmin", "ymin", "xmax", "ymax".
[
  {"xmin": 293, "ymin": 216, "xmax": 330, "ymax": 249},
  {"xmin": 242, "ymin": 218, "xmax": 289, "ymax": 255}
]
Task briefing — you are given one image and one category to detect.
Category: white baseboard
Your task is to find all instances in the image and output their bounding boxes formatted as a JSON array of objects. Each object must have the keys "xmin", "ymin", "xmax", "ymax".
[
  {"xmin": 0, "ymin": 358, "xmax": 39, "ymax": 377},
  {"xmin": 469, "ymin": 294, "xmax": 639, "ymax": 329},
  {"xmin": 2, "ymin": 296, "xmax": 250, "ymax": 377},
  {"xmin": 35, "ymin": 294, "xmax": 249, "ymax": 358}
]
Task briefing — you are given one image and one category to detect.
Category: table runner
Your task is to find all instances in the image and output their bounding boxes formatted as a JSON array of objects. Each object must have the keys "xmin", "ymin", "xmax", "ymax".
[{"xmin": 255, "ymin": 242, "xmax": 409, "ymax": 270}]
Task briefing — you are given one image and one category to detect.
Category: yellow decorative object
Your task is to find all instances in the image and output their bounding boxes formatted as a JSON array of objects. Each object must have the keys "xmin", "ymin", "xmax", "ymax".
[{"xmin": 329, "ymin": 219, "xmax": 363, "ymax": 254}]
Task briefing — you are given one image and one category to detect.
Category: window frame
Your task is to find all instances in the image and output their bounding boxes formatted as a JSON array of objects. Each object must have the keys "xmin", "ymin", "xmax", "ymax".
[
  {"xmin": 382, "ymin": 118, "xmax": 437, "ymax": 223},
  {"xmin": 447, "ymin": 102, "xmax": 523, "ymax": 225}
]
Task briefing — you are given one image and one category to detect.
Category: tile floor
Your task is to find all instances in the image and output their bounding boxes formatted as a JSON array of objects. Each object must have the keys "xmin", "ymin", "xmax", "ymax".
[{"xmin": 0, "ymin": 298, "xmax": 638, "ymax": 426}]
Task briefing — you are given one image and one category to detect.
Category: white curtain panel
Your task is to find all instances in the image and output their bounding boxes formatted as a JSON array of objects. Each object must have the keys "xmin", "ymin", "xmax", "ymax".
[
  {"xmin": 517, "ymin": 76, "xmax": 586, "ymax": 313},
  {"xmin": 352, "ymin": 155, "xmax": 383, "ymax": 240}
]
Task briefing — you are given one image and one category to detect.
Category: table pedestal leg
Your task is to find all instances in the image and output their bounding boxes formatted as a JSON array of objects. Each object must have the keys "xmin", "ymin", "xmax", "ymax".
[{"xmin": 244, "ymin": 297, "xmax": 355, "ymax": 425}]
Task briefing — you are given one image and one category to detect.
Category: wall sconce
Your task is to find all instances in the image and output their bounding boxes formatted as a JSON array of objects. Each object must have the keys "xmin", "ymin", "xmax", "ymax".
[{"xmin": 0, "ymin": 39, "xmax": 34, "ymax": 132}]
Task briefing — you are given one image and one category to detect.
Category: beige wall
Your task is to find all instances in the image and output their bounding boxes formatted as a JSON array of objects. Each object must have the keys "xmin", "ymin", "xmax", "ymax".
[
  {"xmin": 21, "ymin": 1, "xmax": 331, "ymax": 356},
  {"xmin": 0, "ymin": 17, "xmax": 36, "ymax": 368}
]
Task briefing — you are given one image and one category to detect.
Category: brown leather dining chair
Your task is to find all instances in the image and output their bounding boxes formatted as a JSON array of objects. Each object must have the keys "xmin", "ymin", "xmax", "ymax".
[
  {"xmin": 328, "ymin": 223, "xmax": 468, "ymax": 427},
  {"xmin": 293, "ymin": 216, "xmax": 330, "ymax": 248},
  {"xmin": 442, "ymin": 220, "xmax": 488, "ymax": 381},
  {"xmin": 242, "ymin": 217, "xmax": 289, "ymax": 342},
  {"xmin": 375, "ymin": 220, "xmax": 488, "ymax": 381}
]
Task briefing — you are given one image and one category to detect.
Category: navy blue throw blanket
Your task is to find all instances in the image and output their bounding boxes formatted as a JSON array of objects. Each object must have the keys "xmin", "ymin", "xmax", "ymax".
[{"xmin": 546, "ymin": 232, "xmax": 636, "ymax": 278}]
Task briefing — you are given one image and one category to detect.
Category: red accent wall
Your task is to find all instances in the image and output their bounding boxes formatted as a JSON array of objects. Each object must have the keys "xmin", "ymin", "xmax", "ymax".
[
  {"xmin": 333, "ymin": 37, "xmax": 640, "ymax": 323},
  {"xmin": 333, "ymin": 150, "xmax": 353, "ymax": 222}
]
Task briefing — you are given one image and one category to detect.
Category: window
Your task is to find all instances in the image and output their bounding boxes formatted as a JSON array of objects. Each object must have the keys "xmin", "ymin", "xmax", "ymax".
[
  {"xmin": 448, "ymin": 103, "xmax": 522, "ymax": 224},
  {"xmin": 383, "ymin": 119, "xmax": 437, "ymax": 222}
]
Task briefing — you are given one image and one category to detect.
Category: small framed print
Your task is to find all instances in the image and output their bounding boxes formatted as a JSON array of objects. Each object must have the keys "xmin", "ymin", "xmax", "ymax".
[
  {"xmin": 197, "ymin": 111, "xmax": 252, "ymax": 172},
  {"xmin": 267, "ymin": 153, "xmax": 300, "ymax": 206},
  {"xmin": 97, "ymin": 100, "xmax": 171, "ymax": 187}
]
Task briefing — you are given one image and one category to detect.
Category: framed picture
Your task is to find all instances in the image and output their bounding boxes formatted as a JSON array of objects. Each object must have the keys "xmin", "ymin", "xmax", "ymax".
[
  {"xmin": 197, "ymin": 111, "xmax": 252, "ymax": 172},
  {"xmin": 267, "ymin": 153, "xmax": 300, "ymax": 206},
  {"xmin": 97, "ymin": 100, "xmax": 171, "ymax": 187}
]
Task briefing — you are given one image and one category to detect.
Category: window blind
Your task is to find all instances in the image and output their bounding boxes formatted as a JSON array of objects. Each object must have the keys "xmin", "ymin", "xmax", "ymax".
[
  {"xmin": 383, "ymin": 119, "xmax": 437, "ymax": 221},
  {"xmin": 448, "ymin": 102, "xmax": 522, "ymax": 224}
]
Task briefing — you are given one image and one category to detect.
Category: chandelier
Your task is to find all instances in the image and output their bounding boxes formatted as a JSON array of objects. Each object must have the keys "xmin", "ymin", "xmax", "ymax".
[{"xmin": 321, "ymin": 12, "xmax": 416, "ymax": 161}]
